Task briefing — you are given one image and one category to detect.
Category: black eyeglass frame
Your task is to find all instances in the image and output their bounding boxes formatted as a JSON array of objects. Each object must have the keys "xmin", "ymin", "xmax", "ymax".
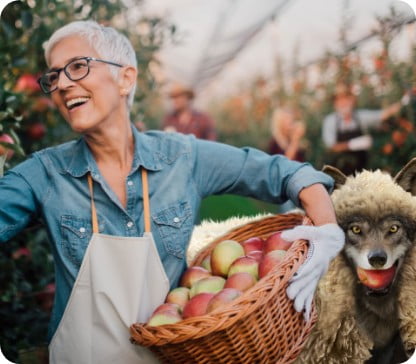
[{"xmin": 37, "ymin": 56, "xmax": 123, "ymax": 94}]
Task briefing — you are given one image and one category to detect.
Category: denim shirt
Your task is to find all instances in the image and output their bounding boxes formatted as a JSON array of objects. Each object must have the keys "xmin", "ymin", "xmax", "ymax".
[{"xmin": 0, "ymin": 126, "xmax": 333, "ymax": 340}]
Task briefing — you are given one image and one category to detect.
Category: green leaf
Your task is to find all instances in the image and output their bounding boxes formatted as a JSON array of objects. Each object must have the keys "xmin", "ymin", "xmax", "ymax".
[
  {"xmin": 5, "ymin": 95, "xmax": 17, "ymax": 104},
  {"xmin": 0, "ymin": 21, "xmax": 15, "ymax": 40},
  {"xmin": 0, "ymin": 111, "xmax": 8, "ymax": 121},
  {"xmin": 21, "ymin": 10, "xmax": 33, "ymax": 29},
  {"xmin": 12, "ymin": 58, "xmax": 28, "ymax": 67}
]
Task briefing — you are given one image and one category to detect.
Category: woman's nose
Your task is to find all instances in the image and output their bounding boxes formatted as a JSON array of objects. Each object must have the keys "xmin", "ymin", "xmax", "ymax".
[{"xmin": 56, "ymin": 71, "xmax": 75, "ymax": 90}]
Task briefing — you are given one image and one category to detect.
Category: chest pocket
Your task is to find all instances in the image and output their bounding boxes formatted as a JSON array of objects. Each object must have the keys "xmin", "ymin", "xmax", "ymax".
[
  {"xmin": 60, "ymin": 215, "xmax": 102, "ymax": 268},
  {"xmin": 152, "ymin": 201, "xmax": 193, "ymax": 259}
]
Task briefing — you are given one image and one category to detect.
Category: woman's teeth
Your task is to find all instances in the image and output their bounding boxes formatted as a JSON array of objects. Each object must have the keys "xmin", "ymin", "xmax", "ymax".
[{"xmin": 66, "ymin": 97, "xmax": 90, "ymax": 109}]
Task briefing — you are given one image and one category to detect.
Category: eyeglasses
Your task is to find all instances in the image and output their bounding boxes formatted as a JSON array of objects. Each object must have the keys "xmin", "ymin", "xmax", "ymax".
[{"xmin": 37, "ymin": 56, "xmax": 123, "ymax": 94}]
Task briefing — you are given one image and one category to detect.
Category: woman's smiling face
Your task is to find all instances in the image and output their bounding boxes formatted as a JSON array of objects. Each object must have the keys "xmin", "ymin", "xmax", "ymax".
[{"xmin": 48, "ymin": 35, "xmax": 125, "ymax": 134}]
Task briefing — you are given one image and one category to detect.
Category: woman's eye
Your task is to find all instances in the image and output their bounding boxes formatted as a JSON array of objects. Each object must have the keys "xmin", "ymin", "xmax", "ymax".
[
  {"xmin": 389, "ymin": 225, "xmax": 399, "ymax": 233},
  {"xmin": 73, "ymin": 62, "xmax": 87, "ymax": 69},
  {"xmin": 351, "ymin": 226, "xmax": 361, "ymax": 234}
]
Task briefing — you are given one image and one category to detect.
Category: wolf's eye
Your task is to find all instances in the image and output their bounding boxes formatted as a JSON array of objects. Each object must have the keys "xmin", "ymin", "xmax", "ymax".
[
  {"xmin": 389, "ymin": 225, "xmax": 399, "ymax": 233},
  {"xmin": 351, "ymin": 226, "xmax": 361, "ymax": 234}
]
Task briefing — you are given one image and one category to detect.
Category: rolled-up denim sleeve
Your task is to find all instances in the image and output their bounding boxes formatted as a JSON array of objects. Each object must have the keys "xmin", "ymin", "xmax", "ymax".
[
  {"xmin": 284, "ymin": 165, "xmax": 334, "ymax": 206},
  {"xmin": 0, "ymin": 158, "xmax": 41, "ymax": 243},
  {"xmin": 190, "ymin": 137, "xmax": 333, "ymax": 207}
]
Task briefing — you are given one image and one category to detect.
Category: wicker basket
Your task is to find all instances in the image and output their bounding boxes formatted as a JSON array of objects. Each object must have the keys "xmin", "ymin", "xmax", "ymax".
[{"xmin": 130, "ymin": 213, "xmax": 317, "ymax": 364}]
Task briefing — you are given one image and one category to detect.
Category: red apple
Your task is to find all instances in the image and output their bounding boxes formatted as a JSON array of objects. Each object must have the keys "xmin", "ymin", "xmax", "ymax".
[
  {"xmin": 33, "ymin": 97, "xmax": 55, "ymax": 112},
  {"xmin": 166, "ymin": 287, "xmax": 190, "ymax": 310},
  {"xmin": 182, "ymin": 292, "xmax": 215, "ymax": 319},
  {"xmin": 206, "ymin": 288, "xmax": 242, "ymax": 313},
  {"xmin": 14, "ymin": 73, "xmax": 40, "ymax": 94},
  {"xmin": 12, "ymin": 247, "xmax": 31, "ymax": 260},
  {"xmin": 227, "ymin": 256, "xmax": 259, "ymax": 279},
  {"xmin": 258, "ymin": 250, "xmax": 287, "ymax": 279},
  {"xmin": 180, "ymin": 266, "xmax": 211, "ymax": 288},
  {"xmin": 189, "ymin": 276, "xmax": 226, "ymax": 298},
  {"xmin": 247, "ymin": 250, "xmax": 263, "ymax": 263},
  {"xmin": 211, "ymin": 240, "xmax": 245, "ymax": 277},
  {"xmin": 263, "ymin": 231, "xmax": 292, "ymax": 253},
  {"xmin": 27, "ymin": 122, "xmax": 46, "ymax": 140},
  {"xmin": 148, "ymin": 305, "xmax": 182, "ymax": 326},
  {"xmin": 0, "ymin": 133, "xmax": 15, "ymax": 160},
  {"xmin": 224, "ymin": 272, "xmax": 257, "ymax": 292},
  {"xmin": 34, "ymin": 282, "xmax": 55, "ymax": 312},
  {"xmin": 241, "ymin": 237, "xmax": 264, "ymax": 254},
  {"xmin": 152, "ymin": 303, "xmax": 181, "ymax": 316},
  {"xmin": 356, "ymin": 266, "xmax": 396, "ymax": 290}
]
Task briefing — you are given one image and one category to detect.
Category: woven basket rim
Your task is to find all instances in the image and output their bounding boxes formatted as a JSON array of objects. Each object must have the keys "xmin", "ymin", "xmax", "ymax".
[{"xmin": 131, "ymin": 213, "xmax": 317, "ymax": 347}]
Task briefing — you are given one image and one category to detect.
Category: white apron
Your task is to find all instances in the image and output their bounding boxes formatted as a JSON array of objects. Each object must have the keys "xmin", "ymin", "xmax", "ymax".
[{"xmin": 49, "ymin": 169, "xmax": 169, "ymax": 363}]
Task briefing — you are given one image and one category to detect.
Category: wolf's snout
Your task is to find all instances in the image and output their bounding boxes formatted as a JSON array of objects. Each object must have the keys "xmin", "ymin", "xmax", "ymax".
[{"xmin": 367, "ymin": 250, "xmax": 387, "ymax": 268}]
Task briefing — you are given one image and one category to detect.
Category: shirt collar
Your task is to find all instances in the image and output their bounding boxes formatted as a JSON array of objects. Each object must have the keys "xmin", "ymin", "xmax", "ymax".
[
  {"xmin": 64, "ymin": 125, "xmax": 163, "ymax": 178},
  {"xmin": 130, "ymin": 125, "xmax": 163, "ymax": 172}
]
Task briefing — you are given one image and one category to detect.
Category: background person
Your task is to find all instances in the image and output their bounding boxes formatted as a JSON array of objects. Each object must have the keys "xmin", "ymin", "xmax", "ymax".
[
  {"xmin": 0, "ymin": 20, "xmax": 344, "ymax": 363},
  {"xmin": 162, "ymin": 83, "xmax": 217, "ymax": 140},
  {"xmin": 269, "ymin": 106, "xmax": 307, "ymax": 212},
  {"xmin": 322, "ymin": 84, "xmax": 406, "ymax": 175},
  {"xmin": 269, "ymin": 106, "xmax": 306, "ymax": 161}
]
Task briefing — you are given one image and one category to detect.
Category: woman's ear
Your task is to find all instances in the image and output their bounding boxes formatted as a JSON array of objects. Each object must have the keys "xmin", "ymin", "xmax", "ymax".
[{"xmin": 118, "ymin": 65, "xmax": 137, "ymax": 96}]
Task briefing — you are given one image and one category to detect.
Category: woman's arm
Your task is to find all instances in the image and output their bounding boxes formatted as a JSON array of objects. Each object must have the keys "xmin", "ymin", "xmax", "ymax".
[
  {"xmin": 190, "ymin": 136, "xmax": 333, "ymax": 205},
  {"xmin": 299, "ymin": 183, "xmax": 337, "ymax": 225}
]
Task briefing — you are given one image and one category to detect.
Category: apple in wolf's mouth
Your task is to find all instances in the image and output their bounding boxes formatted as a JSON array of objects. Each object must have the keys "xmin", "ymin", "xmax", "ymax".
[{"xmin": 356, "ymin": 265, "xmax": 397, "ymax": 290}]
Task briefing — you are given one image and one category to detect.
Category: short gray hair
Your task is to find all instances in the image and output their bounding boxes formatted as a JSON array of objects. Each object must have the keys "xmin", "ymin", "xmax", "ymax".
[{"xmin": 44, "ymin": 20, "xmax": 137, "ymax": 109}]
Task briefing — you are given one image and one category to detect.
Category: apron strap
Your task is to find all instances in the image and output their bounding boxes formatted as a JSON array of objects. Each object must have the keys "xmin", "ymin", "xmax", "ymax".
[
  {"xmin": 87, "ymin": 169, "xmax": 151, "ymax": 234},
  {"xmin": 141, "ymin": 169, "xmax": 151, "ymax": 233},
  {"xmin": 87, "ymin": 173, "xmax": 99, "ymax": 234}
]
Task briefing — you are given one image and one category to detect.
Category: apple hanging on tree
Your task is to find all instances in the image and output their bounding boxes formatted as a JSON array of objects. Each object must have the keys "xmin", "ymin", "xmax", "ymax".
[
  {"xmin": 14, "ymin": 73, "xmax": 40, "ymax": 94},
  {"xmin": 27, "ymin": 122, "xmax": 46, "ymax": 141},
  {"xmin": 0, "ymin": 133, "xmax": 15, "ymax": 160}
]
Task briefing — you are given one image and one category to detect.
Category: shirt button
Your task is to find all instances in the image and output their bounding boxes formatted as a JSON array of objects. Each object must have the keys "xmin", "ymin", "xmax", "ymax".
[
  {"xmin": 127, "ymin": 181, "xmax": 133, "ymax": 186},
  {"xmin": 127, "ymin": 221, "xmax": 134, "ymax": 228},
  {"xmin": 173, "ymin": 217, "xmax": 180, "ymax": 223},
  {"xmin": 79, "ymin": 227, "xmax": 86, "ymax": 233}
]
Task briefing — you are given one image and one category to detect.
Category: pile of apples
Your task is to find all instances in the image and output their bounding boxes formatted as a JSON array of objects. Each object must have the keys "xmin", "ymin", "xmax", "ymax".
[{"xmin": 147, "ymin": 231, "xmax": 293, "ymax": 326}]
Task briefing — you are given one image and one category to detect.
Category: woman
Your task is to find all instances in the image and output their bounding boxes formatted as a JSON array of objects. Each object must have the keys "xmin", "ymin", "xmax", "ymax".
[
  {"xmin": 0, "ymin": 20, "xmax": 344, "ymax": 363},
  {"xmin": 269, "ymin": 107, "xmax": 306, "ymax": 161},
  {"xmin": 269, "ymin": 107, "xmax": 307, "ymax": 212}
]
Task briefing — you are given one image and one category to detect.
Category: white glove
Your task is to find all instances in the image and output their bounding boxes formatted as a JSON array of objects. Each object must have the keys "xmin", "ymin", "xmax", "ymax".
[
  {"xmin": 347, "ymin": 135, "xmax": 373, "ymax": 151},
  {"xmin": 281, "ymin": 224, "xmax": 345, "ymax": 320}
]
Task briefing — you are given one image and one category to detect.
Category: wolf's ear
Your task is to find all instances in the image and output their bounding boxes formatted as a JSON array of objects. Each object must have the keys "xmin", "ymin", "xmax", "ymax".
[
  {"xmin": 394, "ymin": 158, "xmax": 416, "ymax": 196},
  {"xmin": 322, "ymin": 165, "xmax": 347, "ymax": 190}
]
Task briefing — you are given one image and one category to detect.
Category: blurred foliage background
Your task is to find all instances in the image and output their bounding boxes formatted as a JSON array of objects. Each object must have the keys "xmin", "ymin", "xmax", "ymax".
[
  {"xmin": 1, "ymin": 1, "xmax": 416, "ymax": 363},
  {"xmin": 208, "ymin": 9, "xmax": 416, "ymax": 175}
]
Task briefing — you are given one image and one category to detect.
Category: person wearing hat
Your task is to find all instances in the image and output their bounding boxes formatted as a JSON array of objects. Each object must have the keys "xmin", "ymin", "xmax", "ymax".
[
  {"xmin": 322, "ymin": 83, "xmax": 406, "ymax": 175},
  {"xmin": 163, "ymin": 83, "xmax": 217, "ymax": 140}
]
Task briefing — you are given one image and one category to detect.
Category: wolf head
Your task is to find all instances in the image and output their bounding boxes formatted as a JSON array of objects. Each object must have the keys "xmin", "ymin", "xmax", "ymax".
[{"xmin": 323, "ymin": 160, "xmax": 416, "ymax": 296}]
